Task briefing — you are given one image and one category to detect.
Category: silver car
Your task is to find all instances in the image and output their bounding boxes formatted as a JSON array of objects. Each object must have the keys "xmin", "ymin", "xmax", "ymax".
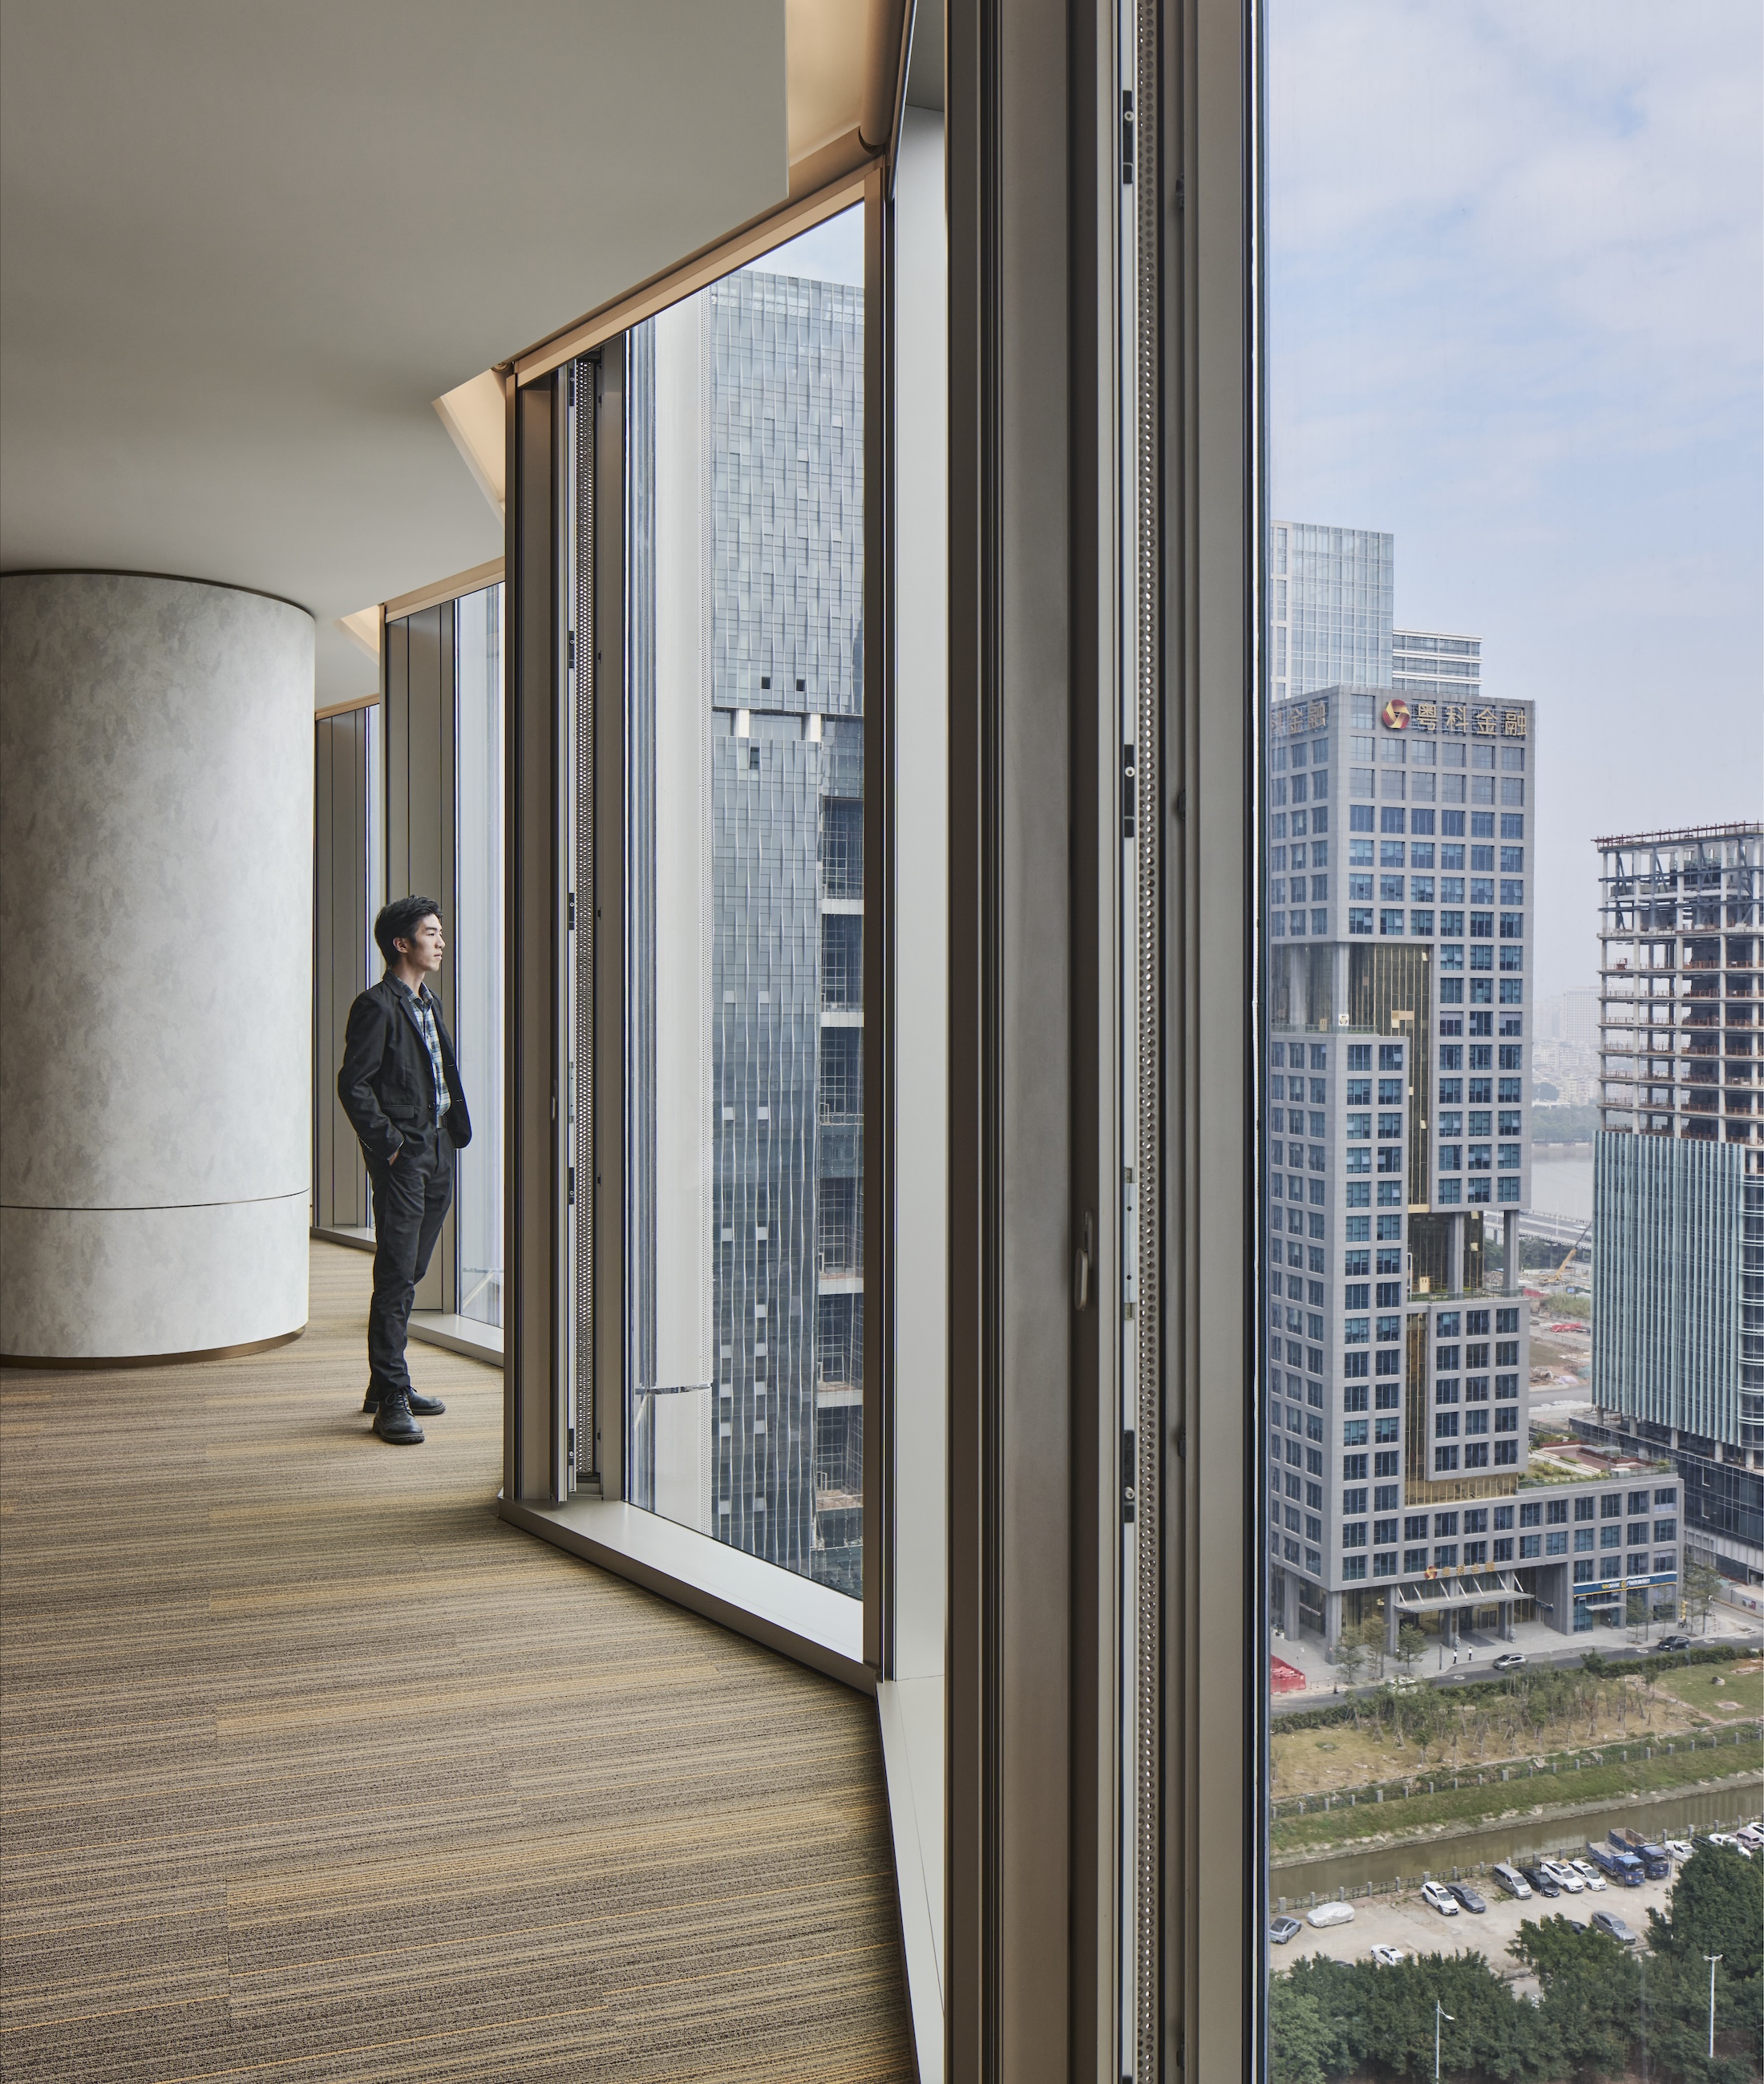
[{"xmin": 1541, "ymin": 1859, "xmax": 1585, "ymax": 1894}]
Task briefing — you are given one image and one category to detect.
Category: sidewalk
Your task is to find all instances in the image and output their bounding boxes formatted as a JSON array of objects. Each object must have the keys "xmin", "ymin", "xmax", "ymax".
[{"xmin": 1270, "ymin": 1604, "xmax": 1758, "ymax": 1708}]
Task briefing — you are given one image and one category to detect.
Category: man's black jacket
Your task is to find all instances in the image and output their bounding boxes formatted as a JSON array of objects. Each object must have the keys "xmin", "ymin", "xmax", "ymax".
[{"xmin": 338, "ymin": 976, "xmax": 472, "ymax": 1167}]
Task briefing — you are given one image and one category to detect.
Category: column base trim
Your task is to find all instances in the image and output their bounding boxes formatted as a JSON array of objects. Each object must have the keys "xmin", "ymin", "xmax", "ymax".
[{"xmin": 0, "ymin": 1328, "xmax": 305, "ymax": 1371}]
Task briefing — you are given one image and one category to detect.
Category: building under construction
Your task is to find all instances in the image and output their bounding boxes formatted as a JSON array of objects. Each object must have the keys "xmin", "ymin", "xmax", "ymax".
[{"xmin": 1582, "ymin": 821, "xmax": 1764, "ymax": 1596}]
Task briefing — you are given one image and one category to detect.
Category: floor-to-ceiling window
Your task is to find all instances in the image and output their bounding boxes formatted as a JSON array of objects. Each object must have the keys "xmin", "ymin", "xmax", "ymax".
[
  {"xmin": 379, "ymin": 572, "xmax": 506, "ymax": 1330},
  {"xmin": 1260, "ymin": 7, "xmax": 1762, "ymax": 2078},
  {"xmin": 314, "ymin": 695, "xmax": 381, "ymax": 1237},
  {"xmin": 616, "ymin": 206, "xmax": 869, "ymax": 1596},
  {"xmin": 455, "ymin": 583, "xmax": 504, "ymax": 1327}
]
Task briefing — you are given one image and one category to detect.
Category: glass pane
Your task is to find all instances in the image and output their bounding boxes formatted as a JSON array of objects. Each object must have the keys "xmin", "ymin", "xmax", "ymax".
[
  {"xmin": 625, "ymin": 205, "xmax": 866, "ymax": 1596},
  {"xmin": 1263, "ymin": 6, "xmax": 1759, "ymax": 2074},
  {"xmin": 454, "ymin": 583, "xmax": 504, "ymax": 1326}
]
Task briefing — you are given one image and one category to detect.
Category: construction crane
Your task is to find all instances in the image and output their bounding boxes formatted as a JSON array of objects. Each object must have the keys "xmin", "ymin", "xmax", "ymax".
[{"xmin": 1557, "ymin": 1216, "xmax": 1593, "ymax": 1277}]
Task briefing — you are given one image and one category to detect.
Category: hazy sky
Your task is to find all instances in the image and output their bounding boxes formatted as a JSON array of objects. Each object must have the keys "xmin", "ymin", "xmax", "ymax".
[
  {"xmin": 746, "ymin": 205, "xmax": 863, "ymax": 285},
  {"xmin": 1269, "ymin": 0, "xmax": 1763, "ymax": 998}
]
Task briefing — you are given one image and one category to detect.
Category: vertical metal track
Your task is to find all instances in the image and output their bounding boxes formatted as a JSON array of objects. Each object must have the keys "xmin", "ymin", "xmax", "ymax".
[
  {"xmin": 571, "ymin": 356, "xmax": 597, "ymax": 1483},
  {"xmin": 1132, "ymin": 0, "xmax": 1163, "ymax": 2072}
]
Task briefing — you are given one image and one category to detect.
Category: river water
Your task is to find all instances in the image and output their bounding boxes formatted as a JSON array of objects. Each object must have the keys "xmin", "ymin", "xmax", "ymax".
[
  {"xmin": 1271, "ymin": 1772, "xmax": 1761, "ymax": 1907},
  {"xmin": 1529, "ymin": 1148, "xmax": 1595, "ymax": 1224}
]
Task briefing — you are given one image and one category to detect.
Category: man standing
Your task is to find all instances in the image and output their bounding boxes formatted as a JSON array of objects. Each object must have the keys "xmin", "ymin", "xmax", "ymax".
[{"xmin": 338, "ymin": 896, "xmax": 472, "ymax": 1444}]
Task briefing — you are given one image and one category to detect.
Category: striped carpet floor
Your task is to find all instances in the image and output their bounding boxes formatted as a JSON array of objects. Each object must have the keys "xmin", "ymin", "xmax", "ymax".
[{"xmin": 1, "ymin": 1243, "xmax": 912, "ymax": 2082}]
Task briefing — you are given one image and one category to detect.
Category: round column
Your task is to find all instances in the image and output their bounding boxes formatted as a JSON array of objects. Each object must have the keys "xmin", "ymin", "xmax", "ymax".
[{"xmin": 1, "ymin": 573, "xmax": 314, "ymax": 1362}]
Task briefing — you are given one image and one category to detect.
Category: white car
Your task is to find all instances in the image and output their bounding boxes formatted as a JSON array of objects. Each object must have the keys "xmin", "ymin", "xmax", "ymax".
[
  {"xmin": 1541, "ymin": 1859, "xmax": 1585, "ymax": 1894},
  {"xmin": 1306, "ymin": 1901, "xmax": 1355, "ymax": 1928},
  {"xmin": 1661, "ymin": 1841, "xmax": 1692, "ymax": 1863},
  {"xmin": 1570, "ymin": 1859, "xmax": 1608, "ymax": 1892},
  {"xmin": 1421, "ymin": 1881, "xmax": 1460, "ymax": 1916},
  {"xmin": 1369, "ymin": 1944, "xmax": 1404, "ymax": 1966}
]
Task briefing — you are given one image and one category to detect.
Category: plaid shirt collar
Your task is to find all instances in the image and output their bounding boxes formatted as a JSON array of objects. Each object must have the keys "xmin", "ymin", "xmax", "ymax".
[{"xmin": 386, "ymin": 973, "xmax": 448, "ymax": 1119}]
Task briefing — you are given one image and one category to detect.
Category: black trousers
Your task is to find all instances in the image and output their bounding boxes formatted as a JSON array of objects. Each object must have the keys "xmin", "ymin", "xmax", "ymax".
[{"xmin": 366, "ymin": 1127, "xmax": 454, "ymax": 1395}]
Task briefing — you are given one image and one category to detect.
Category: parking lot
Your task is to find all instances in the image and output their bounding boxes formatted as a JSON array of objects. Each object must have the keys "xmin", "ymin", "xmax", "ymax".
[{"xmin": 1272, "ymin": 1864, "xmax": 1685, "ymax": 1989}]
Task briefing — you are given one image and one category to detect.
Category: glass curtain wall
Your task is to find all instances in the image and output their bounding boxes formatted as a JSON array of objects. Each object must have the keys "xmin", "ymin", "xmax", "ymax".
[
  {"xmin": 455, "ymin": 583, "xmax": 504, "ymax": 1326},
  {"xmin": 617, "ymin": 206, "xmax": 868, "ymax": 1599},
  {"xmin": 1261, "ymin": 6, "xmax": 1762, "ymax": 2078}
]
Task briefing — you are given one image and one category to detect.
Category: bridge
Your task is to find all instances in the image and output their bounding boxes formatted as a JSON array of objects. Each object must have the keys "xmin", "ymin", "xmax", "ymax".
[{"xmin": 1517, "ymin": 1209, "xmax": 1593, "ymax": 1251}]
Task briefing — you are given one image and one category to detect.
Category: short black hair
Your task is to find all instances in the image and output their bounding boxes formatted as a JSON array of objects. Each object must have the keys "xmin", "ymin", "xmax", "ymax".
[{"xmin": 374, "ymin": 895, "xmax": 442, "ymax": 965}]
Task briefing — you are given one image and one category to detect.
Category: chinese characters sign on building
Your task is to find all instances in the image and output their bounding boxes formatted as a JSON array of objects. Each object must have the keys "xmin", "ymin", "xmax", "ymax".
[{"xmin": 1383, "ymin": 699, "xmax": 1526, "ymax": 739}]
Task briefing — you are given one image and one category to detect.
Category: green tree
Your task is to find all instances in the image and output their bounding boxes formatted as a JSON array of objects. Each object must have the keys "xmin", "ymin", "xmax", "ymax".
[
  {"xmin": 1684, "ymin": 1556, "xmax": 1724, "ymax": 1634},
  {"xmin": 1268, "ymin": 1973, "xmax": 1351, "ymax": 2084},
  {"xmin": 1394, "ymin": 1621, "xmax": 1425, "ymax": 1679},
  {"xmin": 1355, "ymin": 1611, "xmax": 1388, "ymax": 1681},
  {"xmin": 1638, "ymin": 1949, "xmax": 1760, "ymax": 2084},
  {"xmin": 1647, "ymin": 1839, "xmax": 1763, "ymax": 1980},
  {"xmin": 1513, "ymin": 1916, "xmax": 1637, "ymax": 2078},
  {"xmin": 1335, "ymin": 1630, "xmax": 1367, "ymax": 1694}
]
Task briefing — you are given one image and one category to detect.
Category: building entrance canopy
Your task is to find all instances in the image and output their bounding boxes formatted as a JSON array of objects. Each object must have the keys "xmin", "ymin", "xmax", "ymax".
[{"xmin": 1392, "ymin": 1568, "xmax": 1524, "ymax": 1613}]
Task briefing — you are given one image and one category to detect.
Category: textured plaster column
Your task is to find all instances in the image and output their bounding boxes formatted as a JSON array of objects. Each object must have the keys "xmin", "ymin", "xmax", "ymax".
[{"xmin": 1, "ymin": 573, "xmax": 314, "ymax": 1362}]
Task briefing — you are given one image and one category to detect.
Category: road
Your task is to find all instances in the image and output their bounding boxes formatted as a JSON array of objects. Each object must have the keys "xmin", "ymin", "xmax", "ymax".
[
  {"xmin": 1516, "ymin": 1210, "xmax": 1594, "ymax": 1248},
  {"xmin": 1272, "ymin": 1633, "xmax": 1763, "ymax": 1715},
  {"xmin": 1424, "ymin": 1636, "xmax": 1763, "ymax": 1689}
]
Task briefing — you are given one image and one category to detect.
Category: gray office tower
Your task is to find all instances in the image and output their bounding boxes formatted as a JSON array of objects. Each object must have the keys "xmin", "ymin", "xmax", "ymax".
[
  {"xmin": 1265, "ymin": 522, "xmax": 1679, "ymax": 1653},
  {"xmin": 627, "ymin": 266, "xmax": 865, "ymax": 1596},
  {"xmin": 1579, "ymin": 823, "xmax": 1764, "ymax": 1597}
]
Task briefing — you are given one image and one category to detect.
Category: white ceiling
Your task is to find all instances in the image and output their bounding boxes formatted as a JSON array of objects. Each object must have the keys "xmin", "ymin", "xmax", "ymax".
[{"xmin": 0, "ymin": 2, "xmax": 791, "ymax": 705}]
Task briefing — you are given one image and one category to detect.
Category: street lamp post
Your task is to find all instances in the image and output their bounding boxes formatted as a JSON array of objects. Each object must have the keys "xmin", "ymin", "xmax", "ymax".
[
  {"xmin": 1435, "ymin": 1999, "xmax": 1454, "ymax": 2082},
  {"xmin": 1703, "ymin": 1954, "xmax": 1721, "ymax": 2059}
]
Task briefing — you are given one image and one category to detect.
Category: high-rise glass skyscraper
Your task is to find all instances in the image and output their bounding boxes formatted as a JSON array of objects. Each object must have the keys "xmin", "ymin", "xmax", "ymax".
[
  {"xmin": 625, "ymin": 246, "xmax": 867, "ymax": 1597},
  {"xmin": 1270, "ymin": 520, "xmax": 1483, "ymax": 712},
  {"xmin": 1270, "ymin": 520, "xmax": 1393, "ymax": 704},
  {"xmin": 1264, "ymin": 524, "xmax": 1677, "ymax": 1652}
]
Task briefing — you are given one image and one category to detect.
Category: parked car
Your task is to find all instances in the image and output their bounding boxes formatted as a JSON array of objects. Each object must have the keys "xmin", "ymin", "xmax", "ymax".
[
  {"xmin": 1541, "ymin": 1859, "xmax": 1585, "ymax": 1894},
  {"xmin": 1520, "ymin": 1866, "xmax": 1562, "ymax": 1898},
  {"xmin": 1661, "ymin": 1841, "xmax": 1692, "ymax": 1863},
  {"xmin": 1653, "ymin": 1634, "xmax": 1691, "ymax": 1652},
  {"xmin": 1421, "ymin": 1881, "xmax": 1460, "ymax": 1916},
  {"xmin": 1491, "ymin": 1863, "xmax": 1532, "ymax": 1899},
  {"xmin": 1738, "ymin": 1825, "xmax": 1764, "ymax": 1851},
  {"xmin": 1446, "ymin": 1883, "xmax": 1487, "ymax": 1914},
  {"xmin": 1564, "ymin": 1918, "xmax": 1588, "ymax": 1932},
  {"xmin": 1570, "ymin": 1859, "xmax": 1608, "ymax": 1891},
  {"xmin": 1592, "ymin": 1909, "xmax": 1638, "ymax": 1944},
  {"xmin": 1306, "ymin": 1901, "xmax": 1355, "ymax": 1928},
  {"xmin": 1491, "ymin": 1651, "xmax": 1526, "ymax": 1671},
  {"xmin": 1369, "ymin": 1944, "xmax": 1404, "ymax": 1966},
  {"xmin": 1269, "ymin": 1916, "xmax": 1303, "ymax": 1945}
]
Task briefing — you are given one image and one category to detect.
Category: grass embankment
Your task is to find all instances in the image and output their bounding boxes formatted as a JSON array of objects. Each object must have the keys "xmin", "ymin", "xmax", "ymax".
[
  {"xmin": 1652, "ymin": 1661, "xmax": 1764, "ymax": 1719},
  {"xmin": 1269, "ymin": 1730, "xmax": 1762, "ymax": 1860},
  {"xmin": 1273, "ymin": 1662, "xmax": 1762, "ymax": 1800}
]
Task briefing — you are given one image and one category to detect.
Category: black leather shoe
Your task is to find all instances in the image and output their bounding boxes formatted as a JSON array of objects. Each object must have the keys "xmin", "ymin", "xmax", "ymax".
[
  {"xmin": 362, "ymin": 1386, "xmax": 446, "ymax": 1416},
  {"xmin": 372, "ymin": 1393, "xmax": 425, "ymax": 1445}
]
